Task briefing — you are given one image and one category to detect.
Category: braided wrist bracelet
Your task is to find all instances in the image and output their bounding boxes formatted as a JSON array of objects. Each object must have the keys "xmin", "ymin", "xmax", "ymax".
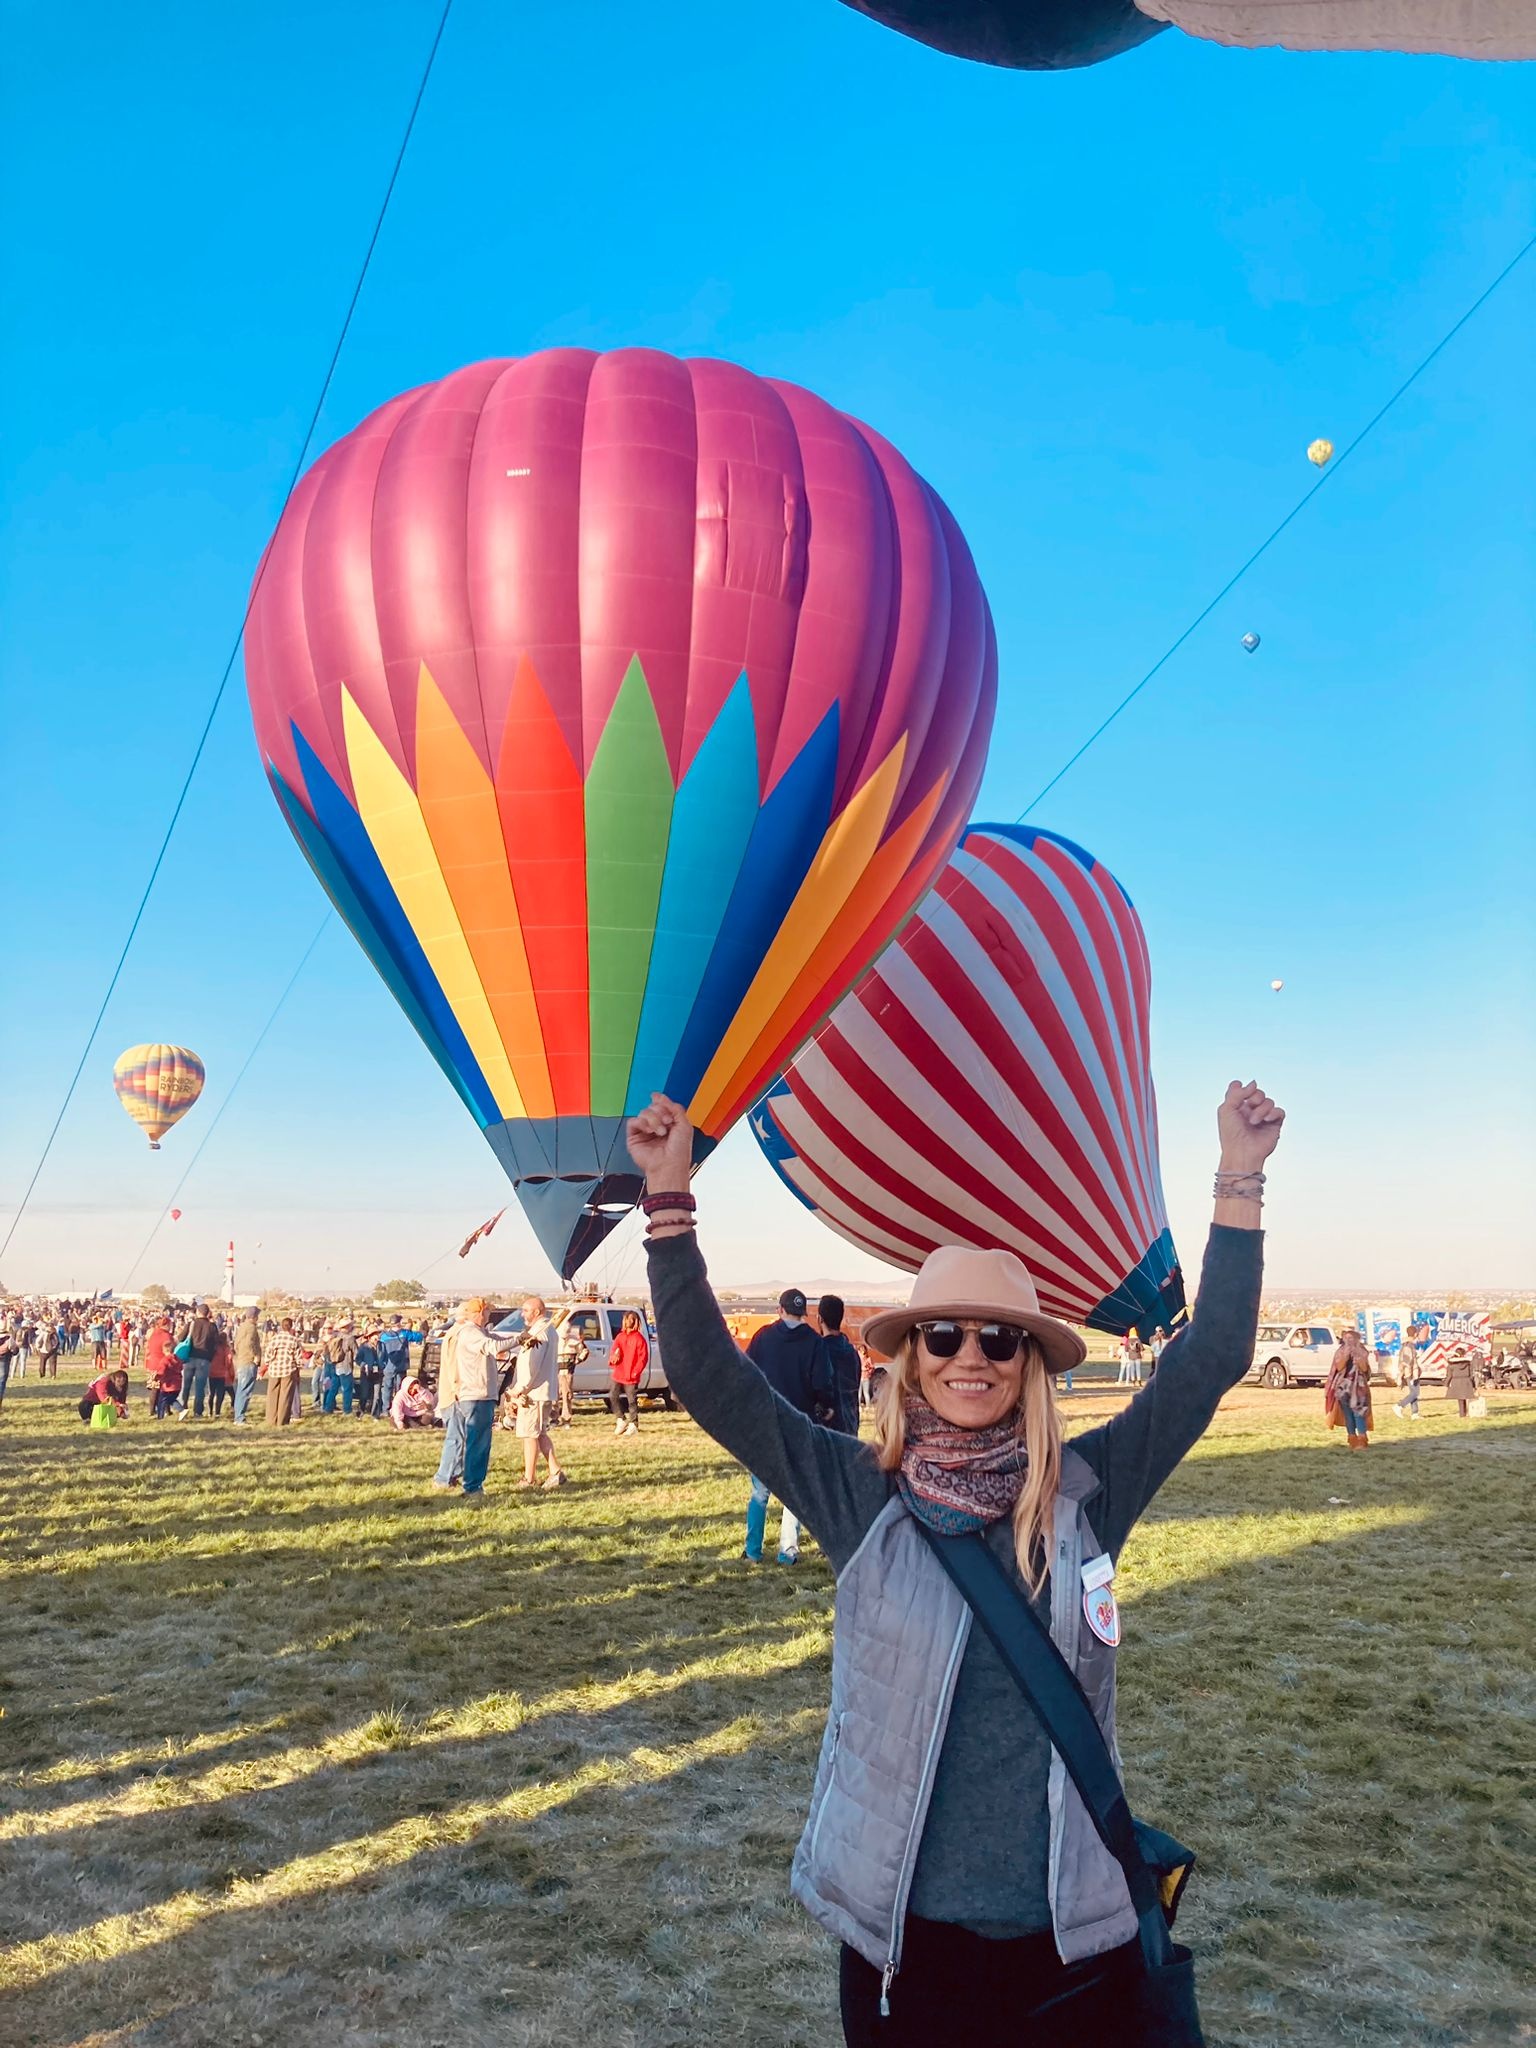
[{"xmin": 642, "ymin": 1189, "xmax": 697, "ymax": 1237}]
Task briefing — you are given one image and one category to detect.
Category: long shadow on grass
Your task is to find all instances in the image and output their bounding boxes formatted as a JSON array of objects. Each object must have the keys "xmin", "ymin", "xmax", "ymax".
[
  {"xmin": 0, "ymin": 1622, "xmax": 831, "ymax": 1952},
  {"xmin": 0, "ymin": 1528, "xmax": 828, "ymax": 1802},
  {"xmin": 0, "ymin": 1703, "xmax": 835, "ymax": 2048}
]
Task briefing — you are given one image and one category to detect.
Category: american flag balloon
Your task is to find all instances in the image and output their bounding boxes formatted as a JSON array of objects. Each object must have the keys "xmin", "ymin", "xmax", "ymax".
[{"xmin": 751, "ymin": 823, "xmax": 1185, "ymax": 1334}]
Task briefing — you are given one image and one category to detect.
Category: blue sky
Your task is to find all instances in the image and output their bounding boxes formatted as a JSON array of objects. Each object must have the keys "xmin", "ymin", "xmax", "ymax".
[{"xmin": 2, "ymin": 0, "xmax": 1532, "ymax": 1299}]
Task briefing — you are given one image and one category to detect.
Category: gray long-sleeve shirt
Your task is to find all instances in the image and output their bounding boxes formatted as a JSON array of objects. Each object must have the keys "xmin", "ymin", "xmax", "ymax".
[{"xmin": 648, "ymin": 1223, "xmax": 1263, "ymax": 1937}]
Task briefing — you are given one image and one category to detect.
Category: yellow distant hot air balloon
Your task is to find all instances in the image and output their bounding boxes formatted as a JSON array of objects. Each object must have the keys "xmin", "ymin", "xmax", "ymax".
[
  {"xmin": 1307, "ymin": 438, "xmax": 1334, "ymax": 468},
  {"xmin": 112, "ymin": 1044, "xmax": 206, "ymax": 1149}
]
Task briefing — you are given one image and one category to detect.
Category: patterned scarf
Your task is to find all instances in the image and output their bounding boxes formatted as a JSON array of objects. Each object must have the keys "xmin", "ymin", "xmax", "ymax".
[{"xmin": 897, "ymin": 1393, "xmax": 1027, "ymax": 1534}]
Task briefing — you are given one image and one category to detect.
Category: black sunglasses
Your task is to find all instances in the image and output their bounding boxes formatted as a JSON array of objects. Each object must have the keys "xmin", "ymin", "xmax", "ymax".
[{"xmin": 917, "ymin": 1320, "xmax": 1026, "ymax": 1363}]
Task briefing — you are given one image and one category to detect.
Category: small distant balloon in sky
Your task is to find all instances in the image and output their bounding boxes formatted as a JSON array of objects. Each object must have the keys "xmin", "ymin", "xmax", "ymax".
[
  {"xmin": 1270, "ymin": 979, "xmax": 1284, "ymax": 992},
  {"xmin": 170, "ymin": 1208, "xmax": 181, "ymax": 1221},
  {"xmin": 1241, "ymin": 632, "xmax": 1260, "ymax": 653},
  {"xmin": 113, "ymin": 1044, "xmax": 205, "ymax": 1150},
  {"xmin": 1307, "ymin": 438, "xmax": 1334, "ymax": 468}
]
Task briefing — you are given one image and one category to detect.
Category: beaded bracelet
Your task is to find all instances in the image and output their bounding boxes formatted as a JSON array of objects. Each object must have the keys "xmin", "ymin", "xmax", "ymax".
[
  {"xmin": 1213, "ymin": 1170, "xmax": 1266, "ymax": 1202},
  {"xmin": 645, "ymin": 1214, "xmax": 696, "ymax": 1237}
]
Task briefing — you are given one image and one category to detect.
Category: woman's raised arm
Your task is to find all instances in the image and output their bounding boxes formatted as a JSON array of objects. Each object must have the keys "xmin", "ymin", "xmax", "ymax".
[
  {"xmin": 632, "ymin": 1097, "xmax": 889, "ymax": 1568},
  {"xmin": 1078, "ymin": 1080, "xmax": 1283, "ymax": 1555}
]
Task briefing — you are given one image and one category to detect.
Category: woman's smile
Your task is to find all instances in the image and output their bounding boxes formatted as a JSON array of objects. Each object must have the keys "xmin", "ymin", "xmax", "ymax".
[{"xmin": 917, "ymin": 1331, "xmax": 1025, "ymax": 1427}]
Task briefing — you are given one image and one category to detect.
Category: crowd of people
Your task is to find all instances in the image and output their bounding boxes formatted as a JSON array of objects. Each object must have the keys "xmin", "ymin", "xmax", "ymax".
[
  {"xmin": 1, "ymin": 1293, "xmax": 1523, "ymax": 1453},
  {"xmin": 0, "ymin": 1292, "xmax": 668, "ymax": 1499},
  {"xmin": 0, "ymin": 1298, "xmax": 423, "ymax": 1429}
]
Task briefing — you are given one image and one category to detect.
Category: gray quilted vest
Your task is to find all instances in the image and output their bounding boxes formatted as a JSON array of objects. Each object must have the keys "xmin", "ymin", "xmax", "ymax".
[{"xmin": 789, "ymin": 1446, "xmax": 1135, "ymax": 2004}]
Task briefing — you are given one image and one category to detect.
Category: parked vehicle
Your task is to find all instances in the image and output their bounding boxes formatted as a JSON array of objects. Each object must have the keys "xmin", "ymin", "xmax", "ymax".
[
  {"xmin": 1245, "ymin": 1322, "xmax": 1340, "ymax": 1389},
  {"xmin": 1486, "ymin": 1348, "xmax": 1535, "ymax": 1392},
  {"xmin": 421, "ymin": 1302, "xmax": 675, "ymax": 1407},
  {"xmin": 547, "ymin": 1302, "xmax": 673, "ymax": 1406}
]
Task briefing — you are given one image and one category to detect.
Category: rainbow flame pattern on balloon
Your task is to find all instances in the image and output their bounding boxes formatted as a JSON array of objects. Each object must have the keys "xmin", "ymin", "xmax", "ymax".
[
  {"xmin": 247, "ymin": 347, "xmax": 996, "ymax": 1276},
  {"xmin": 268, "ymin": 657, "xmax": 963, "ymax": 1271}
]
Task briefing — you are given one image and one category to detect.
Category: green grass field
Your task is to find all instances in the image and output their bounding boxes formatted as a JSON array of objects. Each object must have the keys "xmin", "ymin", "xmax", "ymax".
[{"xmin": 1, "ymin": 1365, "xmax": 1532, "ymax": 2047}]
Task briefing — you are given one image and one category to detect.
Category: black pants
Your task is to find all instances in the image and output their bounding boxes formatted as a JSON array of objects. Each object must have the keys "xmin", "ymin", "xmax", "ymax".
[
  {"xmin": 608, "ymin": 1379, "xmax": 637, "ymax": 1422},
  {"xmin": 840, "ymin": 1918, "xmax": 1143, "ymax": 2047}
]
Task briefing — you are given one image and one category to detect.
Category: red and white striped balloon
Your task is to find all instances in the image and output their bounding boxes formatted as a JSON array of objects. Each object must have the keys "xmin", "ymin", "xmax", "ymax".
[{"xmin": 751, "ymin": 824, "xmax": 1184, "ymax": 1334}]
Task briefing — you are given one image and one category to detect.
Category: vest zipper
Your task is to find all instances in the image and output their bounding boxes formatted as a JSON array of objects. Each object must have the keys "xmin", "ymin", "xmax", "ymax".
[
  {"xmin": 805, "ymin": 1714, "xmax": 842, "ymax": 1870},
  {"xmin": 881, "ymin": 1609, "xmax": 968, "ymax": 2017}
]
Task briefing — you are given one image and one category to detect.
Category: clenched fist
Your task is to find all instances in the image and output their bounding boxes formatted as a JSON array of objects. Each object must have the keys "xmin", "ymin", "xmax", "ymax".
[
  {"xmin": 627, "ymin": 1093, "xmax": 696, "ymax": 1190},
  {"xmin": 1217, "ymin": 1081, "xmax": 1284, "ymax": 1174}
]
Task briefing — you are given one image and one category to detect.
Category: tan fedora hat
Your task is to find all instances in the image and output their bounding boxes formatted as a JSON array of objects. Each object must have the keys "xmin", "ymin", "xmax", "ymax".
[{"xmin": 862, "ymin": 1246, "xmax": 1086, "ymax": 1375}]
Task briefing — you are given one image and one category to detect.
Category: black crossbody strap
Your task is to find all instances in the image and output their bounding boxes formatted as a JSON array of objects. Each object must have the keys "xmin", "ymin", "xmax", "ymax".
[{"xmin": 917, "ymin": 1525, "xmax": 1170, "ymax": 1970}]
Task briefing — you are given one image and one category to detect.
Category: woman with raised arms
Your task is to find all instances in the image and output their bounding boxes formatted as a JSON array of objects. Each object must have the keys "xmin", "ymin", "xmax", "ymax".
[{"xmin": 627, "ymin": 1079, "xmax": 1283, "ymax": 2047}]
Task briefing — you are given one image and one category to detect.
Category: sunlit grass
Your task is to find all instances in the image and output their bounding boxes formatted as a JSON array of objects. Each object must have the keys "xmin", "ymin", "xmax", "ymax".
[{"xmin": 1, "ymin": 1365, "xmax": 1532, "ymax": 2046}]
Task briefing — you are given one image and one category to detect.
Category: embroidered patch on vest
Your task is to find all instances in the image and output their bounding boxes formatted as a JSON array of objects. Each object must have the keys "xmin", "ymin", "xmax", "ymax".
[{"xmin": 1083, "ymin": 1582, "xmax": 1122, "ymax": 1647}]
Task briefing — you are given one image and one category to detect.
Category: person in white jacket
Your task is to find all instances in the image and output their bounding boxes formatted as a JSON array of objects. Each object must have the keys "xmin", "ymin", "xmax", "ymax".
[
  {"xmin": 510, "ymin": 1297, "xmax": 568, "ymax": 1490},
  {"xmin": 430, "ymin": 1299, "xmax": 513, "ymax": 1504}
]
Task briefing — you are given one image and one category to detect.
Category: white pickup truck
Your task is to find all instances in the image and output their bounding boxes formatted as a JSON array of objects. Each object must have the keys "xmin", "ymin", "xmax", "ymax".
[
  {"xmin": 549, "ymin": 1302, "xmax": 673, "ymax": 1406},
  {"xmin": 451, "ymin": 1301, "xmax": 672, "ymax": 1407},
  {"xmin": 1244, "ymin": 1322, "xmax": 1340, "ymax": 1389},
  {"xmin": 425, "ymin": 1302, "xmax": 673, "ymax": 1406}
]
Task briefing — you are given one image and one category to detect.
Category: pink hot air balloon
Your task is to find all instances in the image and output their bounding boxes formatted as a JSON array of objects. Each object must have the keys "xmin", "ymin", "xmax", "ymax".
[
  {"xmin": 170, "ymin": 1209, "xmax": 182, "ymax": 1222},
  {"xmin": 245, "ymin": 349, "xmax": 996, "ymax": 1277},
  {"xmin": 752, "ymin": 824, "xmax": 1183, "ymax": 1333}
]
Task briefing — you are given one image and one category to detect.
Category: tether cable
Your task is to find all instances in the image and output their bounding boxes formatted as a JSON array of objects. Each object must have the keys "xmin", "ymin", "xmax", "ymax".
[
  {"xmin": 1017, "ymin": 226, "xmax": 1536, "ymax": 820},
  {"xmin": 0, "ymin": 0, "xmax": 455, "ymax": 1267}
]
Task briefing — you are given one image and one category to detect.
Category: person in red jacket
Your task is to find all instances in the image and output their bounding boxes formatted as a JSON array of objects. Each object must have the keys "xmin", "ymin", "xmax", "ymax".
[
  {"xmin": 607, "ymin": 1312, "xmax": 649, "ymax": 1437},
  {"xmin": 143, "ymin": 1318, "xmax": 182, "ymax": 1420},
  {"xmin": 79, "ymin": 1369, "xmax": 130, "ymax": 1424}
]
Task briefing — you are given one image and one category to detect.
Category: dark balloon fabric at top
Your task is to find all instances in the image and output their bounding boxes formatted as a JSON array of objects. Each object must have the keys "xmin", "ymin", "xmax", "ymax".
[
  {"xmin": 244, "ymin": 349, "xmax": 996, "ymax": 1278},
  {"xmin": 752, "ymin": 824, "xmax": 1185, "ymax": 1336},
  {"xmin": 838, "ymin": 0, "xmax": 1535, "ymax": 65},
  {"xmin": 838, "ymin": 0, "xmax": 1165, "ymax": 68}
]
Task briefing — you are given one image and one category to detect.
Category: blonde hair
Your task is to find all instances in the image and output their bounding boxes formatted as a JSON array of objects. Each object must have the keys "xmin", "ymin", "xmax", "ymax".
[{"xmin": 872, "ymin": 1332, "xmax": 1062, "ymax": 1594}]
